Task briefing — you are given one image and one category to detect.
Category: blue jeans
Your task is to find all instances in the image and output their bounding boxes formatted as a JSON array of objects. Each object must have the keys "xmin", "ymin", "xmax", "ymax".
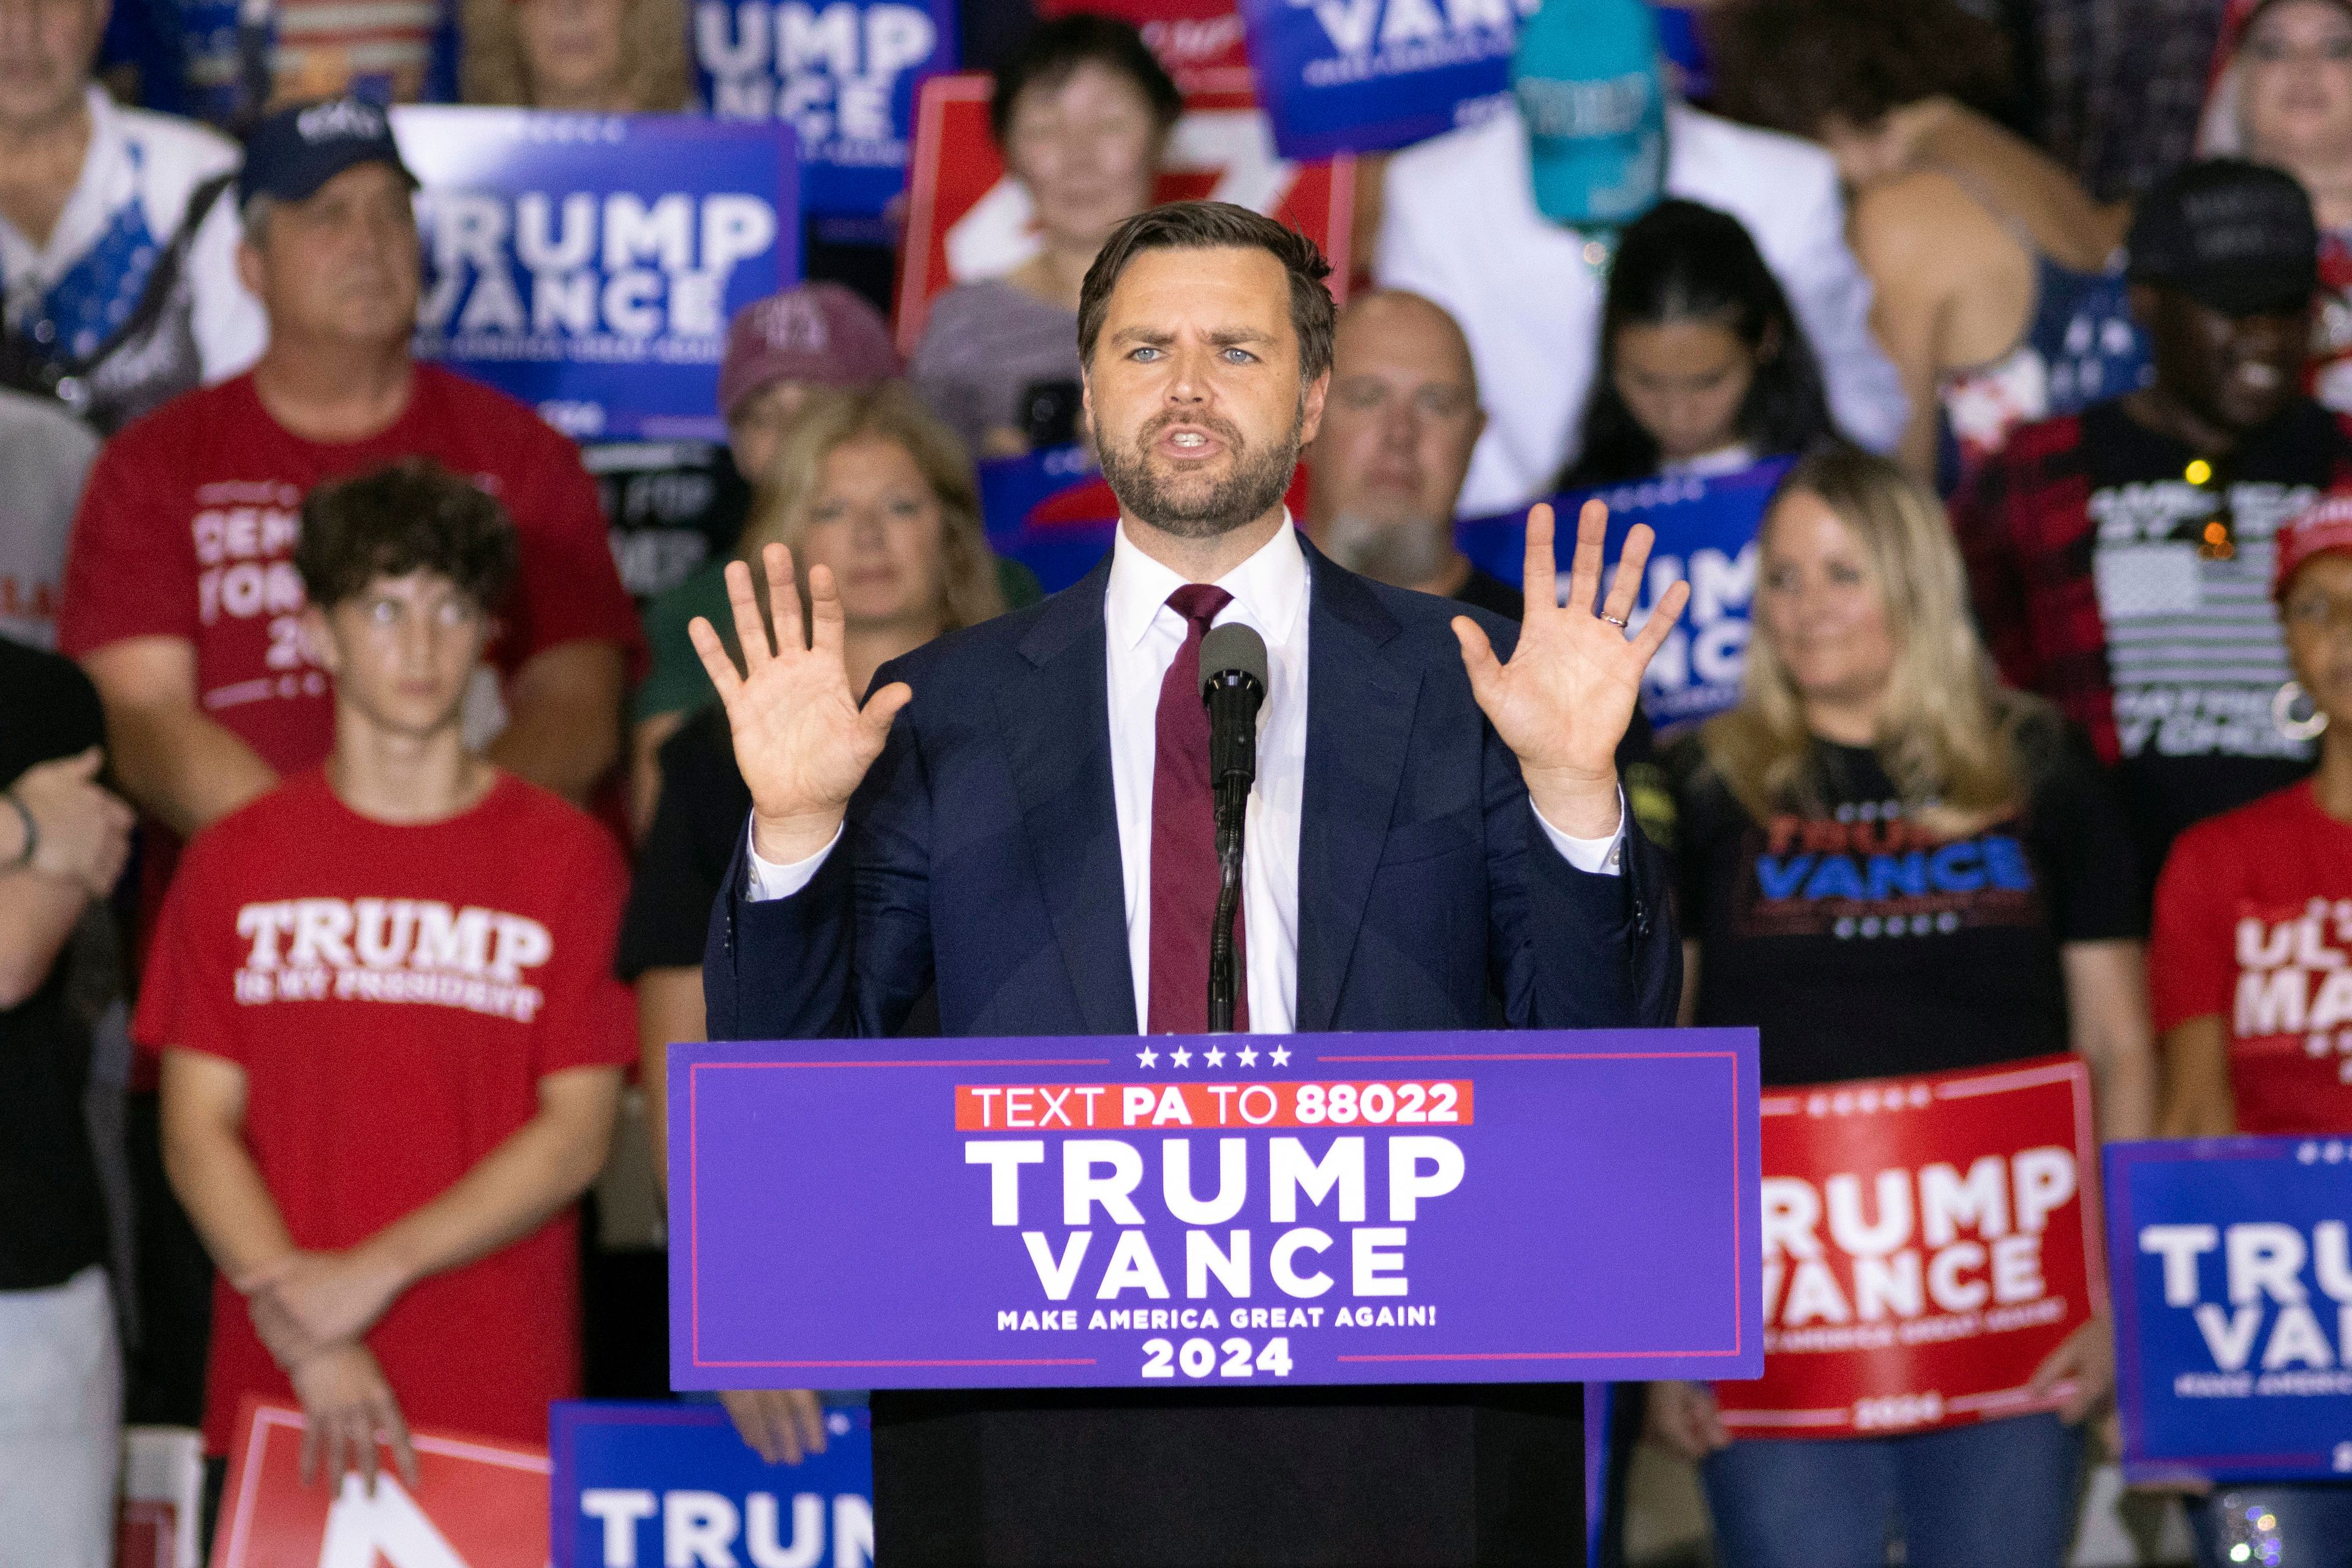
[
  {"xmin": 2190, "ymin": 1484, "xmax": 2352, "ymax": 1568},
  {"xmin": 1700, "ymin": 1412, "xmax": 2084, "ymax": 1568}
]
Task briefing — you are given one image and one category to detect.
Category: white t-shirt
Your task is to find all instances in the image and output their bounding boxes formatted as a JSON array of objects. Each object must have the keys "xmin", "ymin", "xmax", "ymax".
[
  {"xmin": 1378, "ymin": 102, "xmax": 1907, "ymax": 515},
  {"xmin": 0, "ymin": 87, "xmax": 266, "ymax": 426}
]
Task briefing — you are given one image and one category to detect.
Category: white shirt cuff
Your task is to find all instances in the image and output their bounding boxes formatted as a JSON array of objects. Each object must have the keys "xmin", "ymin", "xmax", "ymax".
[
  {"xmin": 1532, "ymin": 789, "xmax": 1626, "ymax": 877},
  {"xmin": 744, "ymin": 821, "xmax": 843, "ymax": 902}
]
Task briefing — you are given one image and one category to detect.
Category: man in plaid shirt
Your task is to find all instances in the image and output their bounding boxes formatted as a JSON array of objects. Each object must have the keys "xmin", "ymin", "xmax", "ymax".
[{"xmin": 1956, "ymin": 160, "xmax": 2352, "ymax": 901}]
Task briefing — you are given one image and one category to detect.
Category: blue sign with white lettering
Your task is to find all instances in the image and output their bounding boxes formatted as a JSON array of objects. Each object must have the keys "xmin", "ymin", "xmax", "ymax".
[
  {"xmin": 1458, "ymin": 457, "xmax": 1789, "ymax": 736},
  {"xmin": 2107, "ymin": 1137, "xmax": 2352, "ymax": 1483},
  {"xmin": 694, "ymin": 0, "xmax": 956, "ymax": 217},
  {"xmin": 1238, "ymin": 0, "xmax": 1531, "ymax": 160},
  {"xmin": 393, "ymin": 107, "xmax": 799, "ymax": 444},
  {"xmin": 551, "ymin": 1401, "xmax": 873, "ymax": 1568}
]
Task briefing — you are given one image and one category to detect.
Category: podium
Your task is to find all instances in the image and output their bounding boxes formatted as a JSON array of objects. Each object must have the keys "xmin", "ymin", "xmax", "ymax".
[{"xmin": 669, "ymin": 1031, "xmax": 1760, "ymax": 1566}]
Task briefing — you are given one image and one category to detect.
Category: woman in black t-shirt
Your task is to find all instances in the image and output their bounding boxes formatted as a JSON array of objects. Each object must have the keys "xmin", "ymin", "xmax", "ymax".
[{"xmin": 1649, "ymin": 449, "xmax": 2154, "ymax": 1567}]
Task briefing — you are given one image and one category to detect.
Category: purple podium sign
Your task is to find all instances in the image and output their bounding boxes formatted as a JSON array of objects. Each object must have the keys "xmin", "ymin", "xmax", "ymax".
[{"xmin": 671, "ymin": 1029, "xmax": 1762, "ymax": 1390}]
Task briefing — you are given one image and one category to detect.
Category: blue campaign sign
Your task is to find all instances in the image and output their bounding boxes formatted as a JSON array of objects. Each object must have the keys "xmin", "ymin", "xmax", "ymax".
[
  {"xmin": 393, "ymin": 108, "xmax": 800, "ymax": 443},
  {"xmin": 2107, "ymin": 1137, "xmax": 2352, "ymax": 1483},
  {"xmin": 978, "ymin": 443, "xmax": 1120, "ymax": 593},
  {"xmin": 1237, "ymin": 0, "xmax": 1529, "ymax": 160},
  {"xmin": 1457, "ymin": 458, "xmax": 1789, "ymax": 736},
  {"xmin": 551, "ymin": 1401, "xmax": 873, "ymax": 1568},
  {"xmin": 695, "ymin": 0, "xmax": 957, "ymax": 217}
]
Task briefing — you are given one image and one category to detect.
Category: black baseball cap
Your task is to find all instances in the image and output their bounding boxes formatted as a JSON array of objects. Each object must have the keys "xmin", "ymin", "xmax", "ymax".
[
  {"xmin": 2127, "ymin": 159, "xmax": 2320, "ymax": 318},
  {"xmin": 238, "ymin": 97, "xmax": 418, "ymax": 208}
]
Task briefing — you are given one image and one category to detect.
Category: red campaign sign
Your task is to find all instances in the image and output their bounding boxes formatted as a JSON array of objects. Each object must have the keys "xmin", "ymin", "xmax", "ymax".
[
  {"xmin": 209, "ymin": 1399, "xmax": 549, "ymax": 1568},
  {"xmin": 894, "ymin": 72, "xmax": 1355, "ymax": 357},
  {"xmin": 1035, "ymin": 0, "xmax": 1251, "ymax": 91},
  {"xmin": 1713, "ymin": 1055, "xmax": 2106, "ymax": 1439}
]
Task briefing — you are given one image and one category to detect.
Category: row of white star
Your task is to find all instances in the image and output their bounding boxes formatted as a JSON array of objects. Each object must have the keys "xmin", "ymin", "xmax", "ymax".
[{"xmin": 1136, "ymin": 1044, "xmax": 1293, "ymax": 1069}]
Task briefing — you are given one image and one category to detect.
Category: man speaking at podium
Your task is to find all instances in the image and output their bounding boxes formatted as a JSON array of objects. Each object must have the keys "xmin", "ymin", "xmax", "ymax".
[{"xmin": 694, "ymin": 202, "xmax": 1691, "ymax": 1564}]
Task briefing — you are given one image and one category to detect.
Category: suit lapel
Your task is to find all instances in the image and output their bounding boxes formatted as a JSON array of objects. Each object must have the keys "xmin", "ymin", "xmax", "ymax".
[
  {"xmin": 998, "ymin": 558, "xmax": 1138, "ymax": 1036},
  {"xmin": 1295, "ymin": 542, "xmax": 1421, "ymax": 1033}
]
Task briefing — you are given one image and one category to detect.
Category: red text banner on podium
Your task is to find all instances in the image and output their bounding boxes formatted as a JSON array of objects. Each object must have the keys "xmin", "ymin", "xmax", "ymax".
[
  {"xmin": 207, "ymin": 1399, "xmax": 548, "ymax": 1568},
  {"xmin": 1713, "ymin": 1055, "xmax": 2105, "ymax": 1439},
  {"xmin": 671, "ymin": 1029, "xmax": 1763, "ymax": 1389}
]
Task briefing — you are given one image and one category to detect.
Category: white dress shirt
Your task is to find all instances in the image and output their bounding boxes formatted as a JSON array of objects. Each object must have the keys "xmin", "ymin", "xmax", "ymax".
[
  {"xmin": 1376, "ymin": 102, "xmax": 1907, "ymax": 514},
  {"xmin": 747, "ymin": 520, "xmax": 1624, "ymax": 1033}
]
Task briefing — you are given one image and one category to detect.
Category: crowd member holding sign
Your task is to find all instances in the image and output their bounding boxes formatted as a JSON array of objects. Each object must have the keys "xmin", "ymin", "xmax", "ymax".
[
  {"xmin": 1956, "ymin": 160, "xmax": 2352, "ymax": 901},
  {"xmin": 697, "ymin": 199, "xmax": 1686, "ymax": 1558},
  {"xmin": 910, "ymin": 13, "xmax": 1182, "ymax": 458},
  {"xmin": 56, "ymin": 96, "xmax": 640, "ymax": 1432},
  {"xmin": 1375, "ymin": 0, "xmax": 1904, "ymax": 515},
  {"xmin": 625, "ymin": 384, "xmax": 1009, "ymax": 1466},
  {"xmin": 0, "ymin": 0, "xmax": 263, "ymax": 432},
  {"xmin": 1707, "ymin": 0, "xmax": 2144, "ymax": 484},
  {"xmin": 460, "ymin": 0, "xmax": 693, "ymax": 110},
  {"xmin": 2146, "ymin": 492, "xmax": 2352, "ymax": 1562},
  {"xmin": 0, "ymin": 639, "xmax": 131, "ymax": 1568},
  {"xmin": 1649, "ymin": 447, "xmax": 2154, "ymax": 1567},
  {"xmin": 147, "ymin": 460, "xmax": 634, "ymax": 1477},
  {"xmin": 1559, "ymin": 198, "xmax": 1838, "ymax": 491}
]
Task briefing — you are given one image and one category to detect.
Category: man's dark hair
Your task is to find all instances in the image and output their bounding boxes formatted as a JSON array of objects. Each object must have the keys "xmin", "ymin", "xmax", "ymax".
[
  {"xmin": 1705, "ymin": 0, "xmax": 2013, "ymax": 139},
  {"xmin": 990, "ymin": 13, "xmax": 1183, "ymax": 145},
  {"xmin": 295, "ymin": 458, "xmax": 519, "ymax": 611},
  {"xmin": 1077, "ymin": 202, "xmax": 1337, "ymax": 383}
]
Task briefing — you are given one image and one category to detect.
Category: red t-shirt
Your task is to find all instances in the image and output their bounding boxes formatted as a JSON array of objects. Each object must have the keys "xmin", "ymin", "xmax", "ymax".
[
  {"xmin": 133, "ymin": 769, "xmax": 636, "ymax": 1454},
  {"xmin": 58, "ymin": 365, "xmax": 641, "ymax": 774},
  {"xmin": 2150, "ymin": 780, "xmax": 2352, "ymax": 1134}
]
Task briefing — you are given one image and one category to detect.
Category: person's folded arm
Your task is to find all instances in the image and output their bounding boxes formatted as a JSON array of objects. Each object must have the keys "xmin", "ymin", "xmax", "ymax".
[
  {"xmin": 80, "ymin": 637, "xmax": 277, "ymax": 835},
  {"xmin": 487, "ymin": 641, "xmax": 627, "ymax": 805},
  {"xmin": 159, "ymin": 1049, "xmax": 306, "ymax": 1325}
]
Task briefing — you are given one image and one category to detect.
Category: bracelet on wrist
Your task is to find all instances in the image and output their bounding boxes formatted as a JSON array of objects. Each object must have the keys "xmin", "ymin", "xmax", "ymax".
[{"xmin": 2, "ymin": 792, "xmax": 34, "ymax": 872}]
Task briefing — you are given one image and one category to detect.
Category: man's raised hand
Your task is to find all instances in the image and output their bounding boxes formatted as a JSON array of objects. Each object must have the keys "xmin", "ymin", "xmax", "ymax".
[
  {"xmin": 690, "ymin": 544, "xmax": 912, "ymax": 866},
  {"xmin": 1451, "ymin": 499, "xmax": 1689, "ymax": 840}
]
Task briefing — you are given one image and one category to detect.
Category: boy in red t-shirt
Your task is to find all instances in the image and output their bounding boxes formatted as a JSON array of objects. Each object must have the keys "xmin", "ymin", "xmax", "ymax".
[{"xmin": 142, "ymin": 459, "xmax": 634, "ymax": 1484}]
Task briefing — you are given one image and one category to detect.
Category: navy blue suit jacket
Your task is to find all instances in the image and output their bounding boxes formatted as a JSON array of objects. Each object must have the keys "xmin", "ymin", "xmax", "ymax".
[{"xmin": 703, "ymin": 537, "xmax": 1680, "ymax": 1039}]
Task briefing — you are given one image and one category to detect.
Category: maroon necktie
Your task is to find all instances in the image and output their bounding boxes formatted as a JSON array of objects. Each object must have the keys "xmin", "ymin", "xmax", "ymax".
[{"xmin": 1148, "ymin": 584, "xmax": 1246, "ymax": 1034}]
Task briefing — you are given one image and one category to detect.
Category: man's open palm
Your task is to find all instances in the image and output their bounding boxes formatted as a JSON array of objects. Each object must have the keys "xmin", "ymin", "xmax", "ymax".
[
  {"xmin": 690, "ymin": 545, "xmax": 911, "ymax": 864},
  {"xmin": 1452, "ymin": 500, "xmax": 1689, "ymax": 828}
]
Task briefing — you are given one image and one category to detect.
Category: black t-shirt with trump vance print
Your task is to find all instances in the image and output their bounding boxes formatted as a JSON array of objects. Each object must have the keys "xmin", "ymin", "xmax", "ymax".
[{"xmin": 1670, "ymin": 721, "xmax": 2144, "ymax": 1087}]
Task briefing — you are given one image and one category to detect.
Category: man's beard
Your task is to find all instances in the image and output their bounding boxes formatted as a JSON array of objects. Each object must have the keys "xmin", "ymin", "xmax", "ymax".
[
  {"xmin": 1320, "ymin": 508, "xmax": 1455, "ymax": 589},
  {"xmin": 1096, "ymin": 407, "xmax": 1302, "ymax": 538}
]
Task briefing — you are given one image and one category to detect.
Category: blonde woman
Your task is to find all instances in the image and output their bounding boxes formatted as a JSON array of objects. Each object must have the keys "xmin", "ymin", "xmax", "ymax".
[
  {"xmin": 1646, "ymin": 449, "xmax": 2154, "ymax": 1567},
  {"xmin": 620, "ymin": 383, "xmax": 1008, "ymax": 1461},
  {"xmin": 461, "ymin": 0, "xmax": 693, "ymax": 111}
]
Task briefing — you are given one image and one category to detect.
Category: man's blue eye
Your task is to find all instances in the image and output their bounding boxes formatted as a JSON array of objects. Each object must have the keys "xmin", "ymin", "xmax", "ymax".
[{"xmin": 1132, "ymin": 346, "xmax": 1161, "ymax": 362}]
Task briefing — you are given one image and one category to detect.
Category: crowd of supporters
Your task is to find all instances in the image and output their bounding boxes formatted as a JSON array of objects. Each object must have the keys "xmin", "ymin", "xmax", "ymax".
[{"xmin": 5, "ymin": 0, "xmax": 2352, "ymax": 1562}]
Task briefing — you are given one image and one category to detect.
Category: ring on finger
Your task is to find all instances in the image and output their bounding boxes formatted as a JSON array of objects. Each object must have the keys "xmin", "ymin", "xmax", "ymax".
[{"xmin": 1599, "ymin": 613, "xmax": 1628, "ymax": 628}]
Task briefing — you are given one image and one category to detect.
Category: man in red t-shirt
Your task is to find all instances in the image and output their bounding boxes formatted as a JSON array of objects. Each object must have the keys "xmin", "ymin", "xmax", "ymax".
[
  {"xmin": 58, "ymin": 98, "xmax": 640, "ymax": 841},
  {"xmin": 143, "ymin": 460, "xmax": 633, "ymax": 1480}
]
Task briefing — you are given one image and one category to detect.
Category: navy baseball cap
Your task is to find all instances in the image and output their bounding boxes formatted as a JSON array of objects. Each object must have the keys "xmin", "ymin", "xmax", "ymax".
[
  {"xmin": 2126, "ymin": 159, "xmax": 2318, "ymax": 318},
  {"xmin": 238, "ymin": 97, "xmax": 418, "ymax": 207}
]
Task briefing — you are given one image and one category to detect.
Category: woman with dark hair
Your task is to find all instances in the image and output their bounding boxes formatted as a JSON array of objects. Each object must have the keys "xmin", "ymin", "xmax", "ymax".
[
  {"xmin": 910, "ymin": 13, "xmax": 1183, "ymax": 458},
  {"xmin": 1708, "ymin": 0, "xmax": 2144, "ymax": 484},
  {"xmin": 1561, "ymin": 200, "xmax": 1837, "ymax": 489}
]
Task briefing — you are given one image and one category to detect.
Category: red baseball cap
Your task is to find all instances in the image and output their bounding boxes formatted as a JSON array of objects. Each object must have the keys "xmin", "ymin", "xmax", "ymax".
[
  {"xmin": 717, "ymin": 283, "xmax": 902, "ymax": 422},
  {"xmin": 2274, "ymin": 489, "xmax": 2352, "ymax": 598}
]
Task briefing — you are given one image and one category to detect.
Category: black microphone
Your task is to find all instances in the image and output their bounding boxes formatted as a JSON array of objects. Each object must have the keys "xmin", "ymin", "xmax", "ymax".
[{"xmin": 1197, "ymin": 624, "xmax": 1267, "ymax": 1034}]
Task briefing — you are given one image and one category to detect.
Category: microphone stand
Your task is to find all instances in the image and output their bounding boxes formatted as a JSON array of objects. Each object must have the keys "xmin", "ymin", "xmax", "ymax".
[{"xmin": 1208, "ymin": 777, "xmax": 1246, "ymax": 1034}]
